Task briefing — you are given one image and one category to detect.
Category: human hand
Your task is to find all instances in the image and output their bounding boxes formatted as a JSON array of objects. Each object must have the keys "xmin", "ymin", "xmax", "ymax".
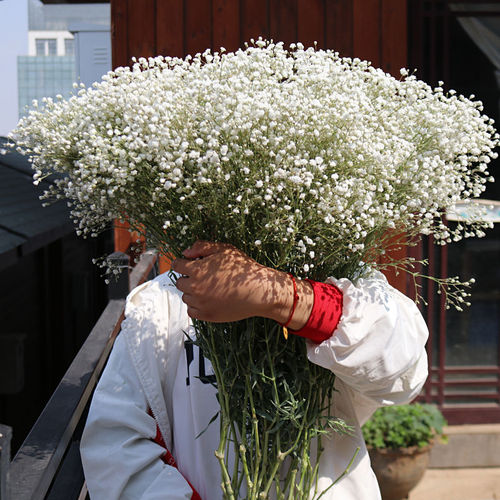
[{"xmin": 171, "ymin": 241, "xmax": 313, "ymax": 326}]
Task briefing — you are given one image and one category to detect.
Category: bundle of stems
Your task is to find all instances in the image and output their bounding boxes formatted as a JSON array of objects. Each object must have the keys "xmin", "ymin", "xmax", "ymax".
[{"xmin": 195, "ymin": 317, "xmax": 352, "ymax": 499}]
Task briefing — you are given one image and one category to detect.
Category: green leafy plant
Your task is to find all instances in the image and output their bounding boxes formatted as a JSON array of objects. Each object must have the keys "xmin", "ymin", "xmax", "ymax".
[{"xmin": 362, "ymin": 403, "xmax": 447, "ymax": 450}]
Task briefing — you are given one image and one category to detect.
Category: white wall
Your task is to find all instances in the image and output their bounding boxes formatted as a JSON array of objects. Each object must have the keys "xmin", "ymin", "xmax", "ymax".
[{"xmin": 28, "ymin": 30, "xmax": 74, "ymax": 56}]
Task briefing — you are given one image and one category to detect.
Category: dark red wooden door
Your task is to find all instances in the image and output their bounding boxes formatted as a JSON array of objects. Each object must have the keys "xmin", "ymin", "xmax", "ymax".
[
  {"xmin": 110, "ymin": 0, "xmax": 407, "ymax": 75},
  {"xmin": 409, "ymin": 0, "xmax": 500, "ymax": 424}
]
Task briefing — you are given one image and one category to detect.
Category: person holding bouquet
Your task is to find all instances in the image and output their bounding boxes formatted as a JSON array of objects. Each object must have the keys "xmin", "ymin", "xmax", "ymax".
[
  {"xmin": 80, "ymin": 240, "xmax": 428, "ymax": 500},
  {"xmin": 11, "ymin": 40, "xmax": 494, "ymax": 500}
]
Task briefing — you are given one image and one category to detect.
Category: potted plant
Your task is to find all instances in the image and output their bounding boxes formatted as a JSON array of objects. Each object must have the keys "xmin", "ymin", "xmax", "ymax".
[{"xmin": 362, "ymin": 403, "xmax": 447, "ymax": 500}]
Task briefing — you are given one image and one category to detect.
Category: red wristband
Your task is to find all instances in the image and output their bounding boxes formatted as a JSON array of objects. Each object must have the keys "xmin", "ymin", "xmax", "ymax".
[{"xmin": 291, "ymin": 280, "xmax": 343, "ymax": 344}]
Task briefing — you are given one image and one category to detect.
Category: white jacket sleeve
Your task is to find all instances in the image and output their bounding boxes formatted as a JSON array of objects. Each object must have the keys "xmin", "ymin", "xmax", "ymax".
[
  {"xmin": 80, "ymin": 332, "xmax": 193, "ymax": 500},
  {"xmin": 307, "ymin": 271, "xmax": 429, "ymax": 410}
]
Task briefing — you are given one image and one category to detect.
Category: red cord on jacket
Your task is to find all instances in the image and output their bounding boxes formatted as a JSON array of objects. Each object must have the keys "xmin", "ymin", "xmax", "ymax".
[{"xmin": 149, "ymin": 409, "xmax": 202, "ymax": 500}]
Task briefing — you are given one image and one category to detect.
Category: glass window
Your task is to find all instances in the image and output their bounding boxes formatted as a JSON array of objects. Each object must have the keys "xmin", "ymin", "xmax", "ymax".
[
  {"xmin": 48, "ymin": 39, "xmax": 57, "ymax": 56},
  {"xmin": 64, "ymin": 39, "xmax": 74, "ymax": 56},
  {"xmin": 35, "ymin": 39, "xmax": 46, "ymax": 56},
  {"xmin": 35, "ymin": 39, "xmax": 57, "ymax": 56}
]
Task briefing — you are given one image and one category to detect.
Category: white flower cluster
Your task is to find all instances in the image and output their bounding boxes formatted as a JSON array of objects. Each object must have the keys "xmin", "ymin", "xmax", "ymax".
[{"xmin": 8, "ymin": 40, "xmax": 498, "ymax": 279}]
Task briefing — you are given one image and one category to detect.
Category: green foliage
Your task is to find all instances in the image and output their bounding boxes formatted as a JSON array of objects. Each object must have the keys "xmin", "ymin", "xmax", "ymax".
[{"xmin": 362, "ymin": 403, "xmax": 447, "ymax": 450}]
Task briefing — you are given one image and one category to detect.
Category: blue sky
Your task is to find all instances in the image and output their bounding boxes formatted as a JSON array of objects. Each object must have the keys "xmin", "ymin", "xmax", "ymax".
[{"xmin": 0, "ymin": 0, "xmax": 28, "ymax": 137}]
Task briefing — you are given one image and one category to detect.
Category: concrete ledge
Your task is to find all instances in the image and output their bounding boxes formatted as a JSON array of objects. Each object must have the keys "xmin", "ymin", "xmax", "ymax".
[
  {"xmin": 409, "ymin": 467, "xmax": 500, "ymax": 500},
  {"xmin": 429, "ymin": 424, "xmax": 500, "ymax": 468}
]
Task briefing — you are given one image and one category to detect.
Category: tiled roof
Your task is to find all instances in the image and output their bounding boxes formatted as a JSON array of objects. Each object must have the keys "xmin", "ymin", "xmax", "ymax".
[{"xmin": 0, "ymin": 136, "xmax": 73, "ymax": 270}]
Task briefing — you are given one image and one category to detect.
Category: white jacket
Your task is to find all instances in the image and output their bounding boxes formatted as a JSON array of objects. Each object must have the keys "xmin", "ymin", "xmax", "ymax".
[{"xmin": 81, "ymin": 270, "xmax": 428, "ymax": 500}]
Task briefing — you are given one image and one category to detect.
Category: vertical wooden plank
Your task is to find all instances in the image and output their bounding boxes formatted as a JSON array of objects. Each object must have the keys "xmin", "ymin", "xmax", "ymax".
[
  {"xmin": 185, "ymin": 0, "xmax": 213, "ymax": 55},
  {"xmin": 325, "ymin": 0, "xmax": 353, "ymax": 56},
  {"xmin": 241, "ymin": 0, "xmax": 269, "ymax": 45},
  {"xmin": 442, "ymin": 2, "xmax": 451, "ymax": 87},
  {"xmin": 381, "ymin": 246, "xmax": 408, "ymax": 294},
  {"xmin": 381, "ymin": 0, "xmax": 407, "ymax": 77},
  {"xmin": 111, "ymin": 0, "xmax": 133, "ymax": 251},
  {"xmin": 297, "ymin": 0, "xmax": 324, "ymax": 48},
  {"xmin": 127, "ymin": 0, "xmax": 157, "ymax": 60},
  {"xmin": 158, "ymin": 254, "xmax": 173, "ymax": 273},
  {"xmin": 157, "ymin": 0, "xmax": 185, "ymax": 57},
  {"xmin": 428, "ymin": 1, "xmax": 438, "ymax": 85},
  {"xmin": 438, "ymin": 242, "xmax": 448, "ymax": 407},
  {"xmin": 377, "ymin": 6, "xmax": 407, "ymax": 300},
  {"xmin": 377, "ymin": 230, "xmax": 408, "ymax": 295},
  {"xmin": 407, "ymin": 0, "xmax": 423, "ymax": 73},
  {"xmin": 352, "ymin": 0, "xmax": 381, "ymax": 65},
  {"xmin": 213, "ymin": 0, "xmax": 241, "ymax": 52},
  {"xmin": 110, "ymin": 0, "xmax": 129, "ymax": 68},
  {"xmin": 426, "ymin": 236, "xmax": 436, "ymax": 401},
  {"xmin": 114, "ymin": 219, "xmax": 132, "ymax": 253},
  {"xmin": 269, "ymin": 0, "xmax": 298, "ymax": 47}
]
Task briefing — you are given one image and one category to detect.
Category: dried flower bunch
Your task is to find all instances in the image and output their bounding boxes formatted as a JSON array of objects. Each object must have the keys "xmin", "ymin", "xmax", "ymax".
[{"xmin": 8, "ymin": 40, "xmax": 498, "ymax": 498}]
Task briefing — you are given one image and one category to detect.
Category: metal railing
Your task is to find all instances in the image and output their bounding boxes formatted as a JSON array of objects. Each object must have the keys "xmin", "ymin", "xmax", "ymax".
[{"xmin": 3, "ymin": 250, "xmax": 157, "ymax": 500}]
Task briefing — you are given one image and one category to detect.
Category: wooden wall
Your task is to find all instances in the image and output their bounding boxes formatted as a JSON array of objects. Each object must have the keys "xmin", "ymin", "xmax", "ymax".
[
  {"xmin": 111, "ymin": 0, "xmax": 407, "ymax": 72},
  {"xmin": 110, "ymin": 0, "xmax": 408, "ymax": 289}
]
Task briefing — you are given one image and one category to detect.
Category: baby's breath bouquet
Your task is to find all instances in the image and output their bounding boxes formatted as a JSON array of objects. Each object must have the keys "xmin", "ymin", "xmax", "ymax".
[{"xmin": 9, "ymin": 40, "xmax": 498, "ymax": 498}]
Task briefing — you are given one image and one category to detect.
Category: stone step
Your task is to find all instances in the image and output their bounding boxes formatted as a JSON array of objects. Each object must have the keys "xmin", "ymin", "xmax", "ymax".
[
  {"xmin": 429, "ymin": 424, "xmax": 500, "ymax": 468},
  {"xmin": 409, "ymin": 467, "xmax": 500, "ymax": 500}
]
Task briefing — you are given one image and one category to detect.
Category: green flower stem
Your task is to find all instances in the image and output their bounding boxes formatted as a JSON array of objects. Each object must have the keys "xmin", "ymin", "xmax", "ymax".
[
  {"xmin": 216, "ymin": 421, "xmax": 235, "ymax": 500},
  {"xmin": 250, "ymin": 416, "xmax": 261, "ymax": 496},
  {"xmin": 262, "ymin": 449, "xmax": 286, "ymax": 497},
  {"xmin": 238, "ymin": 445, "xmax": 253, "ymax": 492},
  {"xmin": 286, "ymin": 467, "xmax": 298, "ymax": 500},
  {"xmin": 230, "ymin": 419, "xmax": 241, "ymax": 493},
  {"xmin": 311, "ymin": 436, "xmax": 323, "ymax": 498},
  {"xmin": 255, "ymin": 430, "xmax": 270, "ymax": 495},
  {"xmin": 296, "ymin": 430, "xmax": 309, "ymax": 496},
  {"xmin": 244, "ymin": 374, "xmax": 260, "ymax": 499},
  {"xmin": 203, "ymin": 323, "xmax": 235, "ymax": 499}
]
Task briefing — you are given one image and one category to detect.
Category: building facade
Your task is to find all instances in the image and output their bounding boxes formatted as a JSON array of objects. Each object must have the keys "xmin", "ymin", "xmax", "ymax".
[{"xmin": 17, "ymin": 0, "xmax": 110, "ymax": 118}]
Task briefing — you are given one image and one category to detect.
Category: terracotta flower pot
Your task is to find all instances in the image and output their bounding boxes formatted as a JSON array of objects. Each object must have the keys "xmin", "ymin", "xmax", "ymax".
[{"xmin": 368, "ymin": 444, "xmax": 432, "ymax": 500}]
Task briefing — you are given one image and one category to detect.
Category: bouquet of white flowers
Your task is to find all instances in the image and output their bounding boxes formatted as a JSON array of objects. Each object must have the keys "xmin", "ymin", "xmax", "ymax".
[{"xmin": 8, "ymin": 40, "xmax": 498, "ymax": 498}]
